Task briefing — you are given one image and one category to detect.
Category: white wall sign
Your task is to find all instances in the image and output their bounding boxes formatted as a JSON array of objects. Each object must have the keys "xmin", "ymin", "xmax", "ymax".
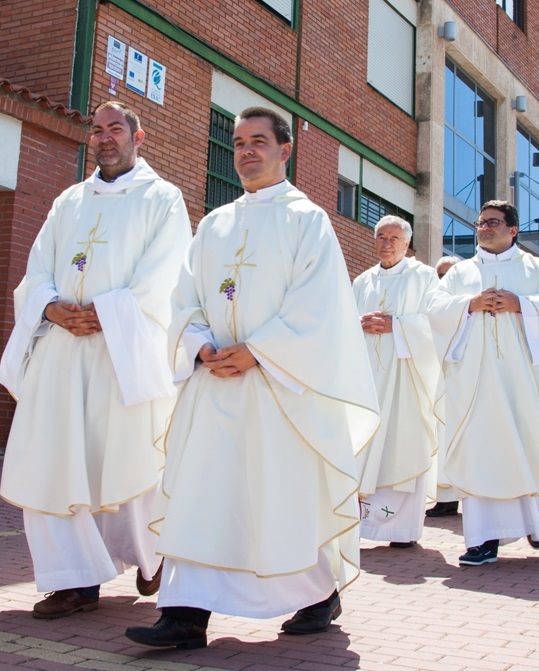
[
  {"xmin": 147, "ymin": 60, "xmax": 166, "ymax": 105},
  {"xmin": 126, "ymin": 47, "xmax": 148, "ymax": 96},
  {"xmin": 105, "ymin": 36, "xmax": 126, "ymax": 80}
]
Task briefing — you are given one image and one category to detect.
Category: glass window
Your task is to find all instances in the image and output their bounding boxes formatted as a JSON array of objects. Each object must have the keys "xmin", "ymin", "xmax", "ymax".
[
  {"xmin": 337, "ymin": 177, "xmax": 357, "ymax": 219},
  {"xmin": 454, "ymin": 70, "xmax": 476, "ymax": 141},
  {"xmin": 443, "ymin": 214, "xmax": 476, "ymax": 259},
  {"xmin": 454, "ymin": 137, "xmax": 477, "ymax": 208},
  {"xmin": 205, "ymin": 108, "xmax": 243, "ymax": 213},
  {"xmin": 496, "ymin": 0, "xmax": 524, "ymax": 29},
  {"xmin": 360, "ymin": 189, "xmax": 414, "ymax": 231},
  {"xmin": 257, "ymin": 0, "xmax": 294, "ymax": 24},
  {"xmin": 443, "ymin": 59, "xmax": 496, "ymax": 255},
  {"xmin": 367, "ymin": 0, "xmax": 415, "ymax": 115},
  {"xmin": 515, "ymin": 127, "xmax": 539, "ymax": 249},
  {"xmin": 445, "ymin": 65, "xmax": 455, "ymax": 127}
]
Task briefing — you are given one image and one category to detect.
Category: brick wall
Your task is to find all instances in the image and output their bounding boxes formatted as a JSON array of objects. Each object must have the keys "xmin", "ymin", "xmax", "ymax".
[
  {"xmin": 0, "ymin": 95, "xmax": 87, "ymax": 449},
  {"xmin": 293, "ymin": 121, "xmax": 378, "ymax": 280},
  {"xmin": 89, "ymin": 2, "xmax": 213, "ymax": 227},
  {"xmin": 141, "ymin": 0, "xmax": 298, "ymax": 96},
  {"xmin": 448, "ymin": 1, "xmax": 539, "ymax": 98},
  {"xmin": 299, "ymin": 0, "xmax": 417, "ymax": 176},
  {"xmin": 90, "ymin": 2, "xmax": 386, "ymax": 265},
  {"xmin": 0, "ymin": 190, "xmax": 16, "ymax": 451},
  {"xmin": 0, "ymin": 0, "xmax": 78, "ymax": 103}
]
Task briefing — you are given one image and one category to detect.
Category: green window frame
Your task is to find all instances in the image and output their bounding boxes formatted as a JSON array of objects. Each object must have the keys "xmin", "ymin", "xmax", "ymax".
[
  {"xmin": 205, "ymin": 105, "xmax": 295, "ymax": 212},
  {"xmin": 205, "ymin": 106, "xmax": 243, "ymax": 213},
  {"xmin": 360, "ymin": 188, "xmax": 414, "ymax": 231}
]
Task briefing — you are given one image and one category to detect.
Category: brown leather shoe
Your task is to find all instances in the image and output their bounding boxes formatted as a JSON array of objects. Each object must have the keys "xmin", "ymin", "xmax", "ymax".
[
  {"xmin": 32, "ymin": 589, "xmax": 99, "ymax": 619},
  {"xmin": 136, "ymin": 559, "xmax": 163, "ymax": 597}
]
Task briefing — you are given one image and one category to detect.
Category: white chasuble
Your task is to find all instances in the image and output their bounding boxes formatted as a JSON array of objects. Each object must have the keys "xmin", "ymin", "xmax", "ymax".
[
  {"xmin": 352, "ymin": 258, "xmax": 441, "ymax": 497},
  {"xmin": 0, "ymin": 159, "xmax": 192, "ymax": 516},
  {"xmin": 153, "ymin": 182, "xmax": 380, "ymax": 605},
  {"xmin": 428, "ymin": 249, "xmax": 539, "ymax": 500}
]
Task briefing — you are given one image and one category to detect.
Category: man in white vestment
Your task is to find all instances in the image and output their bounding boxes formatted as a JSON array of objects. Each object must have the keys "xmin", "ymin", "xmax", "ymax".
[
  {"xmin": 124, "ymin": 107, "xmax": 379, "ymax": 649},
  {"xmin": 0, "ymin": 102, "xmax": 192, "ymax": 617},
  {"xmin": 426, "ymin": 256, "xmax": 461, "ymax": 519},
  {"xmin": 428, "ymin": 200, "xmax": 539, "ymax": 565},
  {"xmin": 352, "ymin": 216, "xmax": 440, "ymax": 549}
]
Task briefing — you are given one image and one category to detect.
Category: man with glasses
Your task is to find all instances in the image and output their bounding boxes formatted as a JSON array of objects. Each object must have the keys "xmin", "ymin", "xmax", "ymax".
[{"xmin": 428, "ymin": 200, "xmax": 539, "ymax": 565}]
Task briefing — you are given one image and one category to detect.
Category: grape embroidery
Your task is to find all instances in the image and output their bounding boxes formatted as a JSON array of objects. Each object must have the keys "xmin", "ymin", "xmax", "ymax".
[
  {"xmin": 71, "ymin": 252, "xmax": 88, "ymax": 272},
  {"xmin": 219, "ymin": 278, "xmax": 236, "ymax": 301}
]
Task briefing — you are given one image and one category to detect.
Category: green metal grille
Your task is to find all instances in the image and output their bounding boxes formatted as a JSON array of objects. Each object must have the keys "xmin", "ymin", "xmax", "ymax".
[{"xmin": 205, "ymin": 109, "xmax": 243, "ymax": 212}]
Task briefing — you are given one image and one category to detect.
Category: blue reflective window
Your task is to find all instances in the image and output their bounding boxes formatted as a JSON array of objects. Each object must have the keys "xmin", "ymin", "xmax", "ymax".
[
  {"xmin": 445, "ymin": 64, "xmax": 454, "ymax": 127},
  {"xmin": 444, "ymin": 127, "xmax": 454, "ymax": 195},
  {"xmin": 515, "ymin": 127, "xmax": 539, "ymax": 248},
  {"xmin": 443, "ymin": 60, "xmax": 496, "ymax": 255},
  {"xmin": 454, "ymin": 137, "xmax": 476, "ymax": 207},
  {"xmin": 443, "ymin": 214, "xmax": 476, "ymax": 259},
  {"xmin": 454, "ymin": 70, "xmax": 475, "ymax": 140}
]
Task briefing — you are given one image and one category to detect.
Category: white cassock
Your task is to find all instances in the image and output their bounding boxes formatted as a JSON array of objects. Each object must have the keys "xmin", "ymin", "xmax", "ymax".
[
  {"xmin": 353, "ymin": 257, "xmax": 440, "ymax": 543},
  {"xmin": 0, "ymin": 158, "xmax": 192, "ymax": 590},
  {"xmin": 428, "ymin": 422, "xmax": 460, "ymax": 503},
  {"xmin": 152, "ymin": 181, "xmax": 380, "ymax": 618},
  {"xmin": 427, "ymin": 245, "xmax": 539, "ymax": 547}
]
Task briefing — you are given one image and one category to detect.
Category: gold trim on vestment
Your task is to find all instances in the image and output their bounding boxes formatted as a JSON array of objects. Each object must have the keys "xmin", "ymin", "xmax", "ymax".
[{"xmin": 0, "ymin": 480, "xmax": 161, "ymax": 518}]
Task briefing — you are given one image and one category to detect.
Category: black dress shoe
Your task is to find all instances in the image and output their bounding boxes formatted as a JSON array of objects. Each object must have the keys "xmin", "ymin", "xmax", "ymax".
[
  {"xmin": 281, "ymin": 590, "xmax": 342, "ymax": 635},
  {"xmin": 527, "ymin": 535, "xmax": 539, "ymax": 549},
  {"xmin": 136, "ymin": 559, "xmax": 163, "ymax": 597},
  {"xmin": 425, "ymin": 502, "xmax": 459, "ymax": 517},
  {"xmin": 125, "ymin": 614, "xmax": 207, "ymax": 648},
  {"xmin": 389, "ymin": 541, "xmax": 417, "ymax": 548}
]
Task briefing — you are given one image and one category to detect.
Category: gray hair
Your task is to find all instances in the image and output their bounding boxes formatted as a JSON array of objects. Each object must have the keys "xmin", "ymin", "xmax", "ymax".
[
  {"xmin": 434, "ymin": 255, "xmax": 460, "ymax": 271},
  {"xmin": 374, "ymin": 215, "xmax": 412, "ymax": 242}
]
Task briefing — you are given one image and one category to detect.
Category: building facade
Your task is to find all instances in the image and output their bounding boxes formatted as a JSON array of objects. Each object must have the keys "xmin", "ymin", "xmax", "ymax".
[{"xmin": 1, "ymin": 0, "xmax": 538, "ymax": 445}]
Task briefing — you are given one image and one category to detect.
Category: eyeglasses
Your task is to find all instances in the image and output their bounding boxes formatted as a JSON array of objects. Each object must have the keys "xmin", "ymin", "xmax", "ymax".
[{"xmin": 474, "ymin": 218, "xmax": 506, "ymax": 229}]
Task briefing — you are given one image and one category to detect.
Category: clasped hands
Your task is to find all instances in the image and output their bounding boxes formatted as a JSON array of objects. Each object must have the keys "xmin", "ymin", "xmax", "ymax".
[
  {"xmin": 44, "ymin": 300, "xmax": 102, "ymax": 336},
  {"xmin": 468, "ymin": 288, "xmax": 520, "ymax": 315},
  {"xmin": 198, "ymin": 342, "xmax": 258, "ymax": 378},
  {"xmin": 361, "ymin": 311, "xmax": 393, "ymax": 335}
]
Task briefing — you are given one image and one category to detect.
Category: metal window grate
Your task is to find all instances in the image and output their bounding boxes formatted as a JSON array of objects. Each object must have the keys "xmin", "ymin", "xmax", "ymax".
[
  {"xmin": 205, "ymin": 109, "xmax": 243, "ymax": 212},
  {"xmin": 360, "ymin": 189, "xmax": 414, "ymax": 230}
]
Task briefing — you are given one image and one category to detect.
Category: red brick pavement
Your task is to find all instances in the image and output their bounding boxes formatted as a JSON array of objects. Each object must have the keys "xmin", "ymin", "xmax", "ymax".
[{"xmin": 1, "ymin": 457, "xmax": 538, "ymax": 671}]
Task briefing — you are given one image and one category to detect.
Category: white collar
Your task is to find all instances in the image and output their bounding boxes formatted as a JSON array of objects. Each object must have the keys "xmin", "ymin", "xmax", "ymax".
[
  {"xmin": 376, "ymin": 256, "xmax": 408, "ymax": 276},
  {"xmin": 85, "ymin": 157, "xmax": 159, "ymax": 194},
  {"xmin": 244, "ymin": 180, "xmax": 288, "ymax": 203},
  {"xmin": 477, "ymin": 244, "xmax": 518, "ymax": 263}
]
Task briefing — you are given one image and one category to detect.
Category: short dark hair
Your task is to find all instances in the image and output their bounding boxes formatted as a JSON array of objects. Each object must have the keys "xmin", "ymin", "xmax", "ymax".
[
  {"xmin": 92, "ymin": 101, "xmax": 141, "ymax": 135},
  {"xmin": 235, "ymin": 107, "xmax": 293, "ymax": 145},
  {"xmin": 480, "ymin": 200, "xmax": 519, "ymax": 244}
]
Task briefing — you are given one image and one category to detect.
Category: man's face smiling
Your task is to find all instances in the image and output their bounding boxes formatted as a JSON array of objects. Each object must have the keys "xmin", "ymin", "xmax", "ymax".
[
  {"xmin": 89, "ymin": 107, "xmax": 144, "ymax": 182},
  {"xmin": 375, "ymin": 224, "xmax": 410, "ymax": 269},
  {"xmin": 233, "ymin": 116, "xmax": 291, "ymax": 192},
  {"xmin": 476, "ymin": 207, "xmax": 518, "ymax": 255}
]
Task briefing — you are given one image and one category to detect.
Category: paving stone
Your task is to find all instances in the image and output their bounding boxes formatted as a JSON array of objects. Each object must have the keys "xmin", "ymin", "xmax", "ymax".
[{"xmin": 1, "ymin": 459, "xmax": 539, "ymax": 671}]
